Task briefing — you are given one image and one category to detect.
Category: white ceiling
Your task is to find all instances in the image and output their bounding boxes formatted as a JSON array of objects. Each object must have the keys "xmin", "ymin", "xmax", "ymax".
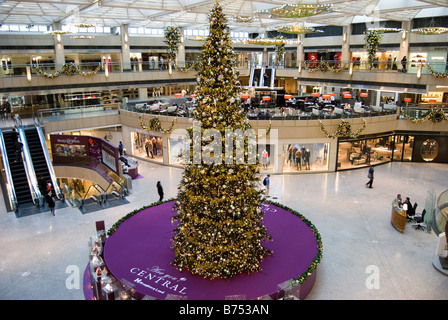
[{"xmin": 0, "ymin": 0, "xmax": 447, "ymax": 33}]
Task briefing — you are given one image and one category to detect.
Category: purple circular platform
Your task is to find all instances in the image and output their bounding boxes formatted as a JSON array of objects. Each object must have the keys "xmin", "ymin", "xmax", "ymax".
[{"xmin": 99, "ymin": 201, "xmax": 320, "ymax": 300}]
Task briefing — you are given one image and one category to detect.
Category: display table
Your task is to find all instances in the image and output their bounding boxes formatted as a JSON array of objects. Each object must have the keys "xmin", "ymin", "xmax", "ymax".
[{"xmin": 391, "ymin": 205, "xmax": 406, "ymax": 233}]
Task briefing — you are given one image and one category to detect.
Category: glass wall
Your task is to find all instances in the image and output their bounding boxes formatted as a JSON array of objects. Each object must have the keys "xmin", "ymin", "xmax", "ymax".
[
  {"xmin": 130, "ymin": 131, "xmax": 163, "ymax": 163},
  {"xmin": 337, "ymin": 135, "xmax": 395, "ymax": 170},
  {"xmin": 282, "ymin": 143, "xmax": 330, "ymax": 173}
]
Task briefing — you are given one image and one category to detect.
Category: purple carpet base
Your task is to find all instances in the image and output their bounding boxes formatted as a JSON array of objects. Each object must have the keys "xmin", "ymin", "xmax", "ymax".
[{"xmin": 85, "ymin": 201, "xmax": 320, "ymax": 300}]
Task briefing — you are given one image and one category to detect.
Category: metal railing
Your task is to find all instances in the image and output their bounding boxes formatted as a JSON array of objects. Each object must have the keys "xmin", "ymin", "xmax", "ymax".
[
  {"xmin": 0, "ymin": 128, "xmax": 18, "ymax": 212},
  {"xmin": 85, "ymin": 184, "xmax": 107, "ymax": 205},
  {"xmin": 61, "ymin": 183, "xmax": 84, "ymax": 209},
  {"xmin": 14, "ymin": 115, "xmax": 43, "ymax": 207},
  {"xmin": 2, "ymin": 60, "xmax": 446, "ymax": 78},
  {"xmin": 33, "ymin": 117, "xmax": 63, "ymax": 200}
]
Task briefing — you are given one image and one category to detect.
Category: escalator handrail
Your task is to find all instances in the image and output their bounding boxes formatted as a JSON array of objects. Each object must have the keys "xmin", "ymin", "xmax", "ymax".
[
  {"xmin": 0, "ymin": 129, "xmax": 18, "ymax": 212},
  {"xmin": 61, "ymin": 183, "xmax": 84, "ymax": 208},
  {"xmin": 33, "ymin": 118, "xmax": 63, "ymax": 200},
  {"xmin": 84, "ymin": 184, "xmax": 107, "ymax": 203},
  {"xmin": 14, "ymin": 116, "xmax": 42, "ymax": 206}
]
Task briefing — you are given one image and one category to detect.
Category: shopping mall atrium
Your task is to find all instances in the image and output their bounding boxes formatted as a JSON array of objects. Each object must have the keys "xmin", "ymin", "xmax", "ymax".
[{"xmin": 0, "ymin": 0, "xmax": 447, "ymax": 302}]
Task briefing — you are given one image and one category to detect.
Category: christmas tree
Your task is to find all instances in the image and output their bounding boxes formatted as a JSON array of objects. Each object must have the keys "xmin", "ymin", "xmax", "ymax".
[{"xmin": 171, "ymin": 3, "xmax": 272, "ymax": 280}]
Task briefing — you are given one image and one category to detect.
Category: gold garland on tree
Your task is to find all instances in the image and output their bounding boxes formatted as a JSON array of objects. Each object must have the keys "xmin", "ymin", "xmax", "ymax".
[
  {"xmin": 138, "ymin": 115, "xmax": 175, "ymax": 134},
  {"xmin": 34, "ymin": 63, "xmax": 102, "ymax": 78},
  {"xmin": 319, "ymin": 119, "xmax": 367, "ymax": 139},
  {"xmin": 401, "ymin": 108, "xmax": 448, "ymax": 124}
]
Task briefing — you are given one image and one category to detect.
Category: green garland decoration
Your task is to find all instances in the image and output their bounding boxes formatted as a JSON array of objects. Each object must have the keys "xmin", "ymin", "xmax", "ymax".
[
  {"xmin": 401, "ymin": 108, "xmax": 448, "ymax": 124},
  {"xmin": 107, "ymin": 198, "xmax": 322, "ymax": 286},
  {"xmin": 139, "ymin": 115, "xmax": 175, "ymax": 134},
  {"xmin": 302, "ymin": 60, "xmax": 346, "ymax": 73},
  {"xmin": 364, "ymin": 30, "xmax": 381, "ymax": 68},
  {"xmin": 34, "ymin": 63, "xmax": 102, "ymax": 78},
  {"xmin": 426, "ymin": 63, "xmax": 448, "ymax": 79},
  {"xmin": 164, "ymin": 26, "xmax": 182, "ymax": 61},
  {"xmin": 274, "ymin": 36, "xmax": 286, "ymax": 66},
  {"xmin": 319, "ymin": 119, "xmax": 367, "ymax": 139}
]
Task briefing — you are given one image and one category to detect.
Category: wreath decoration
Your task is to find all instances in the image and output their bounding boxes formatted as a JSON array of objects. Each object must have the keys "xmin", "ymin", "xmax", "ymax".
[
  {"xmin": 139, "ymin": 115, "xmax": 175, "ymax": 134},
  {"xmin": 319, "ymin": 119, "xmax": 367, "ymax": 139},
  {"xmin": 401, "ymin": 108, "xmax": 448, "ymax": 124},
  {"xmin": 34, "ymin": 63, "xmax": 102, "ymax": 78},
  {"xmin": 164, "ymin": 26, "xmax": 182, "ymax": 61}
]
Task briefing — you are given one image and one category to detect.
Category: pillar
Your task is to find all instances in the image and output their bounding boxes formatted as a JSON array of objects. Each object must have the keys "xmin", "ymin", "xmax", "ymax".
[
  {"xmin": 341, "ymin": 25, "xmax": 350, "ymax": 65},
  {"xmin": 53, "ymin": 22, "xmax": 65, "ymax": 70},
  {"xmin": 176, "ymin": 28, "xmax": 185, "ymax": 68},
  {"xmin": 121, "ymin": 24, "xmax": 131, "ymax": 72},
  {"xmin": 399, "ymin": 21, "xmax": 410, "ymax": 61}
]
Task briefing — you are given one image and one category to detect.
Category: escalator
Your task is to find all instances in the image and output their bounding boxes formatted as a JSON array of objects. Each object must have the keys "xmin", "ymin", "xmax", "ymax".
[
  {"xmin": 1, "ymin": 129, "xmax": 33, "ymax": 207},
  {"xmin": 25, "ymin": 126, "xmax": 52, "ymax": 195}
]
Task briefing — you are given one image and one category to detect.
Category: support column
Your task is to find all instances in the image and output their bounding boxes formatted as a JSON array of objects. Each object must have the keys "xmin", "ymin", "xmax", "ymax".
[
  {"xmin": 341, "ymin": 25, "xmax": 350, "ymax": 66},
  {"xmin": 138, "ymin": 87, "xmax": 148, "ymax": 100},
  {"xmin": 121, "ymin": 24, "xmax": 131, "ymax": 72},
  {"xmin": 53, "ymin": 23, "xmax": 65, "ymax": 70},
  {"xmin": 399, "ymin": 21, "xmax": 410, "ymax": 61},
  {"xmin": 176, "ymin": 28, "xmax": 185, "ymax": 68},
  {"xmin": 297, "ymin": 34, "xmax": 304, "ymax": 64}
]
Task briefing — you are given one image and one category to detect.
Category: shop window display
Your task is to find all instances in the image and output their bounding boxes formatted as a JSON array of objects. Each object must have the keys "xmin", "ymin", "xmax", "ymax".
[
  {"xmin": 337, "ymin": 136, "xmax": 394, "ymax": 170},
  {"xmin": 283, "ymin": 143, "xmax": 329, "ymax": 173},
  {"xmin": 131, "ymin": 131, "xmax": 163, "ymax": 163}
]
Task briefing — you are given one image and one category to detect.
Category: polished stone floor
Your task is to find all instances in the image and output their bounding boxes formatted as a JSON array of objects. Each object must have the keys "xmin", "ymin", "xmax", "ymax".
[{"xmin": 0, "ymin": 159, "xmax": 447, "ymax": 300}]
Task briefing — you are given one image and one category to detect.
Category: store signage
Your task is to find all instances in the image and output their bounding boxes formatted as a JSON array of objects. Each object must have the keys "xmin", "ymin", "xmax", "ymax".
[{"xmin": 129, "ymin": 266, "xmax": 188, "ymax": 296}]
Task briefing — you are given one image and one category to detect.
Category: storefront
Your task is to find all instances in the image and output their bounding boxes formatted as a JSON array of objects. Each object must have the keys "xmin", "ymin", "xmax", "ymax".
[
  {"xmin": 130, "ymin": 129, "xmax": 163, "ymax": 163},
  {"xmin": 283, "ymin": 143, "xmax": 330, "ymax": 173},
  {"xmin": 336, "ymin": 133, "xmax": 448, "ymax": 170}
]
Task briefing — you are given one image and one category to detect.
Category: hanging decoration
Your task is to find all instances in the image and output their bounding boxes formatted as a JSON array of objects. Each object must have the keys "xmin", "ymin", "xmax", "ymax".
[
  {"xmin": 364, "ymin": 30, "xmax": 381, "ymax": 69},
  {"xmin": 319, "ymin": 119, "xmax": 367, "ymax": 139},
  {"xmin": 401, "ymin": 108, "xmax": 448, "ymax": 124},
  {"xmin": 163, "ymin": 26, "xmax": 182, "ymax": 61},
  {"xmin": 411, "ymin": 27, "xmax": 448, "ymax": 35},
  {"xmin": 138, "ymin": 115, "xmax": 175, "ymax": 134},
  {"xmin": 229, "ymin": 16, "xmax": 254, "ymax": 23},
  {"xmin": 256, "ymin": 3, "xmax": 332, "ymax": 18},
  {"xmin": 234, "ymin": 38, "xmax": 298, "ymax": 46},
  {"xmin": 34, "ymin": 63, "xmax": 102, "ymax": 78},
  {"xmin": 426, "ymin": 63, "xmax": 448, "ymax": 79},
  {"xmin": 367, "ymin": 27, "xmax": 402, "ymax": 33},
  {"xmin": 274, "ymin": 36, "xmax": 286, "ymax": 66},
  {"xmin": 277, "ymin": 25, "xmax": 324, "ymax": 34}
]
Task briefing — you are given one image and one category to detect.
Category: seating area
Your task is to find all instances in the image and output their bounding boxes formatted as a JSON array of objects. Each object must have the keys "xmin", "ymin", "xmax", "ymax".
[{"xmin": 128, "ymin": 95, "xmax": 398, "ymax": 121}]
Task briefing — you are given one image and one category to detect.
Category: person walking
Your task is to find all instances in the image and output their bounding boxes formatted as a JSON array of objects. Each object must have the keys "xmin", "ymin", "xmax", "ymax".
[
  {"xmin": 156, "ymin": 181, "xmax": 164, "ymax": 202},
  {"xmin": 366, "ymin": 165, "xmax": 374, "ymax": 188},
  {"xmin": 118, "ymin": 141, "xmax": 124, "ymax": 156},
  {"xmin": 46, "ymin": 190, "xmax": 56, "ymax": 216}
]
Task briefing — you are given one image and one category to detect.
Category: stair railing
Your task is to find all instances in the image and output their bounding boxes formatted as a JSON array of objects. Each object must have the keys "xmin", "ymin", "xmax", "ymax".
[
  {"xmin": 14, "ymin": 115, "xmax": 43, "ymax": 207},
  {"xmin": 0, "ymin": 128, "xmax": 18, "ymax": 212},
  {"xmin": 33, "ymin": 117, "xmax": 63, "ymax": 200}
]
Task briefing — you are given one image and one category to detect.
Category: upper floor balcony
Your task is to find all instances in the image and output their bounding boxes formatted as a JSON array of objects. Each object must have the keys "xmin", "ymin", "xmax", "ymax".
[{"xmin": 1, "ymin": 59, "xmax": 447, "ymax": 97}]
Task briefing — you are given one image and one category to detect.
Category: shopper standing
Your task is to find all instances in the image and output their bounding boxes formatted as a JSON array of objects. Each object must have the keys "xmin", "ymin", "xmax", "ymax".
[
  {"xmin": 263, "ymin": 175, "xmax": 270, "ymax": 198},
  {"xmin": 157, "ymin": 181, "xmax": 164, "ymax": 202},
  {"xmin": 46, "ymin": 190, "xmax": 56, "ymax": 216},
  {"xmin": 366, "ymin": 165, "xmax": 374, "ymax": 188}
]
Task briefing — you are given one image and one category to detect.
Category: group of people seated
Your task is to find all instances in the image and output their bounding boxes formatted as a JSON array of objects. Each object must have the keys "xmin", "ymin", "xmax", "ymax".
[{"xmin": 392, "ymin": 194, "xmax": 426, "ymax": 229}]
